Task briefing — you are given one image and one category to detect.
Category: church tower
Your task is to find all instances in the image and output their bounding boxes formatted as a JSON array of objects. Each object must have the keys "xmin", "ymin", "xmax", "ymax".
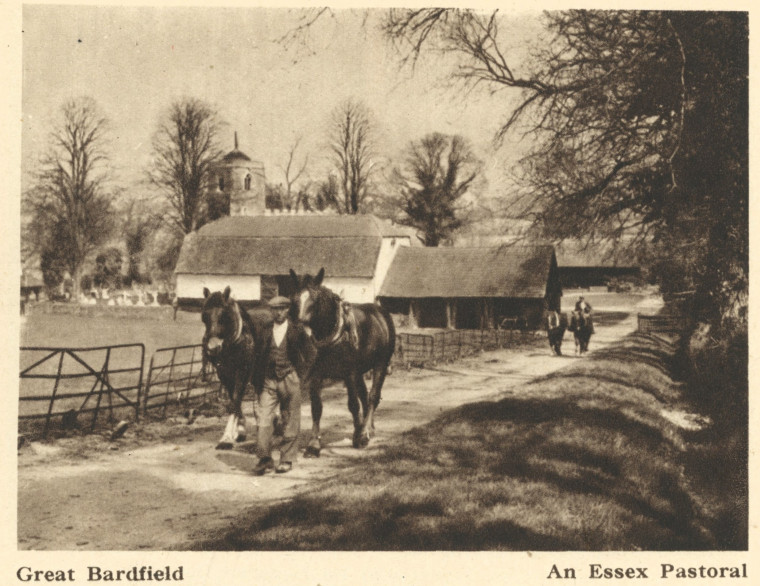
[{"xmin": 211, "ymin": 132, "xmax": 266, "ymax": 216}]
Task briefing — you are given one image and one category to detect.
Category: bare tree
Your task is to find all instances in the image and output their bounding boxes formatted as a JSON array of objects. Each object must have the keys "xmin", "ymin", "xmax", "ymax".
[
  {"xmin": 391, "ymin": 133, "xmax": 481, "ymax": 246},
  {"xmin": 148, "ymin": 98, "xmax": 224, "ymax": 234},
  {"xmin": 120, "ymin": 197, "xmax": 162, "ymax": 285},
  {"xmin": 23, "ymin": 97, "xmax": 115, "ymax": 301},
  {"xmin": 278, "ymin": 137, "xmax": 310, "ymax": 210},
  {"xmin": 327, "ymin": 99, "xmax": 377, "ymax": 214},
  {"xmin": 384, "ymin": 10, "xmax": 748, "ymax": 326}
]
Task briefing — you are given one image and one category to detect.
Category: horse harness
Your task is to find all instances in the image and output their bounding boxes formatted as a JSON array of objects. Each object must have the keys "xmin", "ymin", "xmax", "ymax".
[{"xmin": 311, "ymin": 300, "xmax": 360, "ymax": 350}]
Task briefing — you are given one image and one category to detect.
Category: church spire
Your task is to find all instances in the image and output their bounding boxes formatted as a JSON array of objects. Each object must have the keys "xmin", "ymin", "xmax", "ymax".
[{"xmin": 234, "ymin": 131, "xmax": 238, "ymax": 150}]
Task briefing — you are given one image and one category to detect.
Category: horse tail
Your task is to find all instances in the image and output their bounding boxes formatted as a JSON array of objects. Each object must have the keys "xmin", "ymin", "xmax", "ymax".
[{"xmin": 378, "ymin": 305, "xmax": 396, "ymax": 365}]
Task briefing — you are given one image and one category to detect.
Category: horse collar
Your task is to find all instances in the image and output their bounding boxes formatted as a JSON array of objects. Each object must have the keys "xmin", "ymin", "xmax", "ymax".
[{"xmin": 311, "ymin": 301, "xmax": 346, "ymax": 348}]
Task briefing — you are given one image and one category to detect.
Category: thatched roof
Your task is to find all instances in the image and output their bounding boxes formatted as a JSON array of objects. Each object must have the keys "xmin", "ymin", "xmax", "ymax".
[
  {"xmin": 378, "ymin": 245, "xmax": 556, "ymax": 299},
  {"xmin": 175, "ymin": 214, "xmax": 410, "ymax": 278}
]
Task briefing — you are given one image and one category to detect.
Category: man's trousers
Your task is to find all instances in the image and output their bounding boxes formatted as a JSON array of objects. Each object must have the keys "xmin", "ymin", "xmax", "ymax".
[{"xmin": 256, "ymin": 371, "xmax": 301, "ymax": 463}]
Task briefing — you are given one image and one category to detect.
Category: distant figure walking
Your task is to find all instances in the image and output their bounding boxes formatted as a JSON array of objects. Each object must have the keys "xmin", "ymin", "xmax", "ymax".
[
  {"xmin": 574, "ymin": 296, "xmax": 594, "ymax": 333},
  {"xmin": 546, "ymin": 310, "xmax": 566, "ymax": 356}
]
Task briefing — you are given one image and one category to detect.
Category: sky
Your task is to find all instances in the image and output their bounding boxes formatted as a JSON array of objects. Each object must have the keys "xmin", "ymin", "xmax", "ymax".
[{"xmin": 21, "ymin": 5, "xmax": 545, "ymax": 203}]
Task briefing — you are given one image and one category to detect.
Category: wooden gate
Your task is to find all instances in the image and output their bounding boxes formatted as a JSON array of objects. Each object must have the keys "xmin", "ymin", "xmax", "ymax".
[{"xmin": 19, "ymin": 344, "xmax": 144, "ymax": 439}]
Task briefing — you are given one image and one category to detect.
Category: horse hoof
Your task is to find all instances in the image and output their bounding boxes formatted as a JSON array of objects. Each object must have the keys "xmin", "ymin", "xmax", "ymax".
[
  {"xmin": 304, "ymin": 446, "xmax": 321, "ymax": 458},
  {"xmin": 235, "ymin": 434, "xmax": 247, "ymax": 443},
  {"xmin": 353, "ymin": 433, "xmax": 370, "ymax": 449},
  {"xmin": 216, "ymin": 442, "xmax": 233, "ymax": 450}
]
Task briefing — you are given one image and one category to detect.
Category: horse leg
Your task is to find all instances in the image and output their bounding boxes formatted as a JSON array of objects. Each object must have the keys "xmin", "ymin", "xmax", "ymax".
[
  {"xmin": 359, "ymin": 364, "xmax": 387, "ymax": 447},
  {"xmin": 217, "ymin": 413, "xmax": 238, "ymax": 450},
  {"xmin": 233, "ymin": 375, "xmax": 248, "ymax": 442},
  {"xmin": 304, "ymin": 376, "xmax": 323, "ymax": 458},
  {"xmin": 354, "ymin": 372, "xmax": 371, "ymax": 447},
  {"xmin": 345, "ymin": 374, "xmax": 365, "ymax": 448},
  {"xmin": 216, "ymin": 375, "xmax": 245, "ymax": 449},
  {"xmin": 215, "ymin": 374, "xmax": 235, "ymax": 449},
  {"xmin": 235, "ymin": 405, "xmax": 247, "ymax": 443}
]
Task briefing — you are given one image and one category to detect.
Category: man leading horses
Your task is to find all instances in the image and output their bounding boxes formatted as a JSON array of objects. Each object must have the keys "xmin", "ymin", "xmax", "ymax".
[{"xmin": 252, "ymin": 296, "xmax": 312, "ymax": 476}]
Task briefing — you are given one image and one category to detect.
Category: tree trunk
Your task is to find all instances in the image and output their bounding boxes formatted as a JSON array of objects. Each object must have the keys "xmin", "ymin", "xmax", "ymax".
[{"xmin": 71, "ymin": 265, "xmax": 83, "ymax": 303}]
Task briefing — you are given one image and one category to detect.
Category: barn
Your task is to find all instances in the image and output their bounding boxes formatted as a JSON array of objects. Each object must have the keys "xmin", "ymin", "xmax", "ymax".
[
  {"xmin": 174, "ymin": 212, "xmax": 415, "ymax": 309},
  {"xmin": 377, "ymin": 245, "xmax": 562, "ymax": 330}
]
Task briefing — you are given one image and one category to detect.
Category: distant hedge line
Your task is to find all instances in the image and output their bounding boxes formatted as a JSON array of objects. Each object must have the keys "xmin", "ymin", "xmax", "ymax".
[{"xmin": 26, "ymin": 302, "xmax": 176, "ymax": 320}]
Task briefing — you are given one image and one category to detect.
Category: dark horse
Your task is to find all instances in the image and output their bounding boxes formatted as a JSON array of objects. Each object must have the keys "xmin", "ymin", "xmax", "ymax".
[
  {"xmin": 201, "ymin": 286, "xmax": 271, "ymax": 449},
  {"xmin": 546, "ymin": 310, "xmax": 568, "ymax": 356},
  {"xmin": 290, "ymin": 268, "xmax": 395, "ymax": 456},
  {"xmin": 568, "ymin": 310, "xmax": 593, "ymax": 355}
]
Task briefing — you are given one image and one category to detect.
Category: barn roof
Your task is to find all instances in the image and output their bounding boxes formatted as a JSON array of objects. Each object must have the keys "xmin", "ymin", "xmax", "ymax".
[
  {"xmin": 192, "ymin": 214, "xmax": 411, "ymax": 239},
  {"xmin": 378, "ymin": 245, "xmax": 556, "ymax": 299},
  {"xmin": 175, "ymin": 214, "xmax": 409, "ymax": 278}
]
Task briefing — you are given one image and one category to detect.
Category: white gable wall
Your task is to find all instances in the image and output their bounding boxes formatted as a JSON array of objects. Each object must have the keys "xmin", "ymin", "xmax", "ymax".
[{"xmin": 374, "ymin": 236, "xmax": 411, "ymax": 297}]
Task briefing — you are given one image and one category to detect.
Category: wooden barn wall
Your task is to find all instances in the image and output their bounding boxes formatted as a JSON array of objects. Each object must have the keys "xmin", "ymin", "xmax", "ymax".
[{"xmin": 380, "ymin": 297, "xmax": 546, "ymax": 330}]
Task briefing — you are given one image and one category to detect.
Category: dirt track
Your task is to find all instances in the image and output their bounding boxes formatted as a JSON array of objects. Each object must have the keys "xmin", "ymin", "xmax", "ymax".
[{"xmin": 18, "ymin": 294, "xmax": 662, "ymax": 550}]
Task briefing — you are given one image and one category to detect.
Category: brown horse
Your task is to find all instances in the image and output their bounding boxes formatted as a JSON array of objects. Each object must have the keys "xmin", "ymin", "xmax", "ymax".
[
  {"xmin": 569, "ymin": 310, "xmax": 593, "ymax": 354},
  {"xmin": 201, "ymin": 286, "xmax": 271, "ymax": 449},
  {"xmin": 290, "ymin": 268, "xmax": 395, "ymax": 456}
]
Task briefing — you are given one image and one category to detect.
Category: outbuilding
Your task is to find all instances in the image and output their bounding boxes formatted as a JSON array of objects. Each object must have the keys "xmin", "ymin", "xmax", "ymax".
[
  {"xmin": 377, "ymin": 244, "xmax": 562, "ymax": 330},
  {"xmin": 555, "ymin": 240, "xmax": 641, "ymax": 289}
]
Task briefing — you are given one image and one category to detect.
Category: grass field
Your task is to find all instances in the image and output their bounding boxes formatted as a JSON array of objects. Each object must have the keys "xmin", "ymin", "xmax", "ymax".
[
  {"xmin": 21, "ymin": 309, "xmax": 205, "ymax": 357},
  {"xmin": 19, "ymin": 310, "xmax": 207, "ymax": 423},
  {"xmin": 192, "ymin": 332, "xmax": 746, "ymax": 551}
]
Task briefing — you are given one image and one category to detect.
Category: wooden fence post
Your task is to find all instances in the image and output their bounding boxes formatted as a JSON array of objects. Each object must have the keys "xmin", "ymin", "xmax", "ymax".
[{"xmin": 42, "ymin": 351, "xmax": 66, "ymax": 440}]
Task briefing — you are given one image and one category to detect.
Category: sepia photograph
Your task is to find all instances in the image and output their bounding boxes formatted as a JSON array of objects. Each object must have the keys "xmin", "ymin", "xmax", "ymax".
[{"xmin": 7, "ymin": 2, "xmax": 753, "ymax": 583}]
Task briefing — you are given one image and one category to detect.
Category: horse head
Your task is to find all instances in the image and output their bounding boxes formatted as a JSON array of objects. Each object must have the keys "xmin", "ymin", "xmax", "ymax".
[
  {"xmin": 289, "ymin": 268, "xmax": 342, "ymax": 342},
  {"xmin": 201, "ymin": 286, "xmax": 243, "ymax": 360}
]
